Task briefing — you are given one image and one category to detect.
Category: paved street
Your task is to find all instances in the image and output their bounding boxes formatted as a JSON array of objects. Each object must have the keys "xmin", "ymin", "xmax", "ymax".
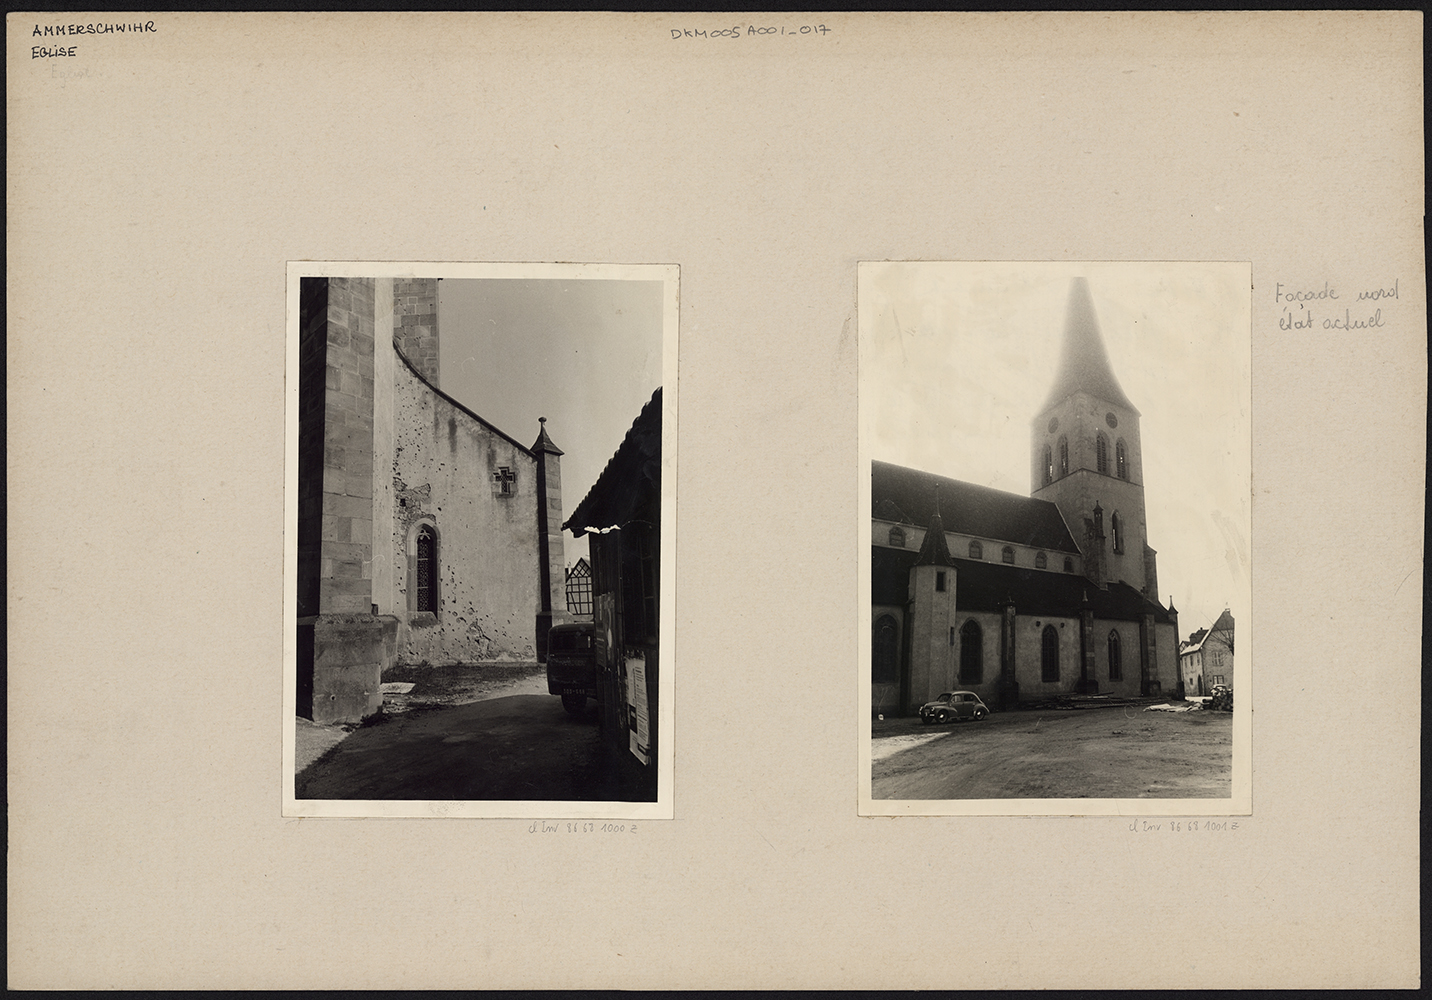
[
  {"xmin": 296, "ymin": 693, "xmax": 646, "ymax": 801},
  {"xmin": 872, "ymin": 704, "xmax": 1232, "ymax": 799}
]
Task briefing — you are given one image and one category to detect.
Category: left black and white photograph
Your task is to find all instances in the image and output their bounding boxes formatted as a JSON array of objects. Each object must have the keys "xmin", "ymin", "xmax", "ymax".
[{"xmin": 283, "ymin": 262, "xmax": 677, "ymax": 818}]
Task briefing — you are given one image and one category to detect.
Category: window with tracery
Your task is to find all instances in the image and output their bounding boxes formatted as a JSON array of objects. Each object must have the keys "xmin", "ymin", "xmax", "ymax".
[
  {"xmin": 959, "ymin": 619, "xmax": 983, "ymax": 684},
  {"xmin": 1041, "ymin": 625, "xmax": 1060, "ymax": 682},
  {"xmin": 415, "ymin": 525, "xmax": 437, "ymax": 612}
]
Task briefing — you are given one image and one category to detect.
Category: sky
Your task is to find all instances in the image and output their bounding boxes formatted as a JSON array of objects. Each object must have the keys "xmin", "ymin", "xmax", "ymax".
[
  {"xmin": 860, "ymin": 261, "xmax": 1251, "ymax": 640},
  {"xmin": 436, "ymin": 277, "xmax": 665, "ymax": 565}
]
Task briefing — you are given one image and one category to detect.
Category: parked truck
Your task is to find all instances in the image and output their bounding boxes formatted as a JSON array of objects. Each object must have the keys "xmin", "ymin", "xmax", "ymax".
[{"xmin": 547, "ymin": 621, "xmax": 597, "ymax": 715}]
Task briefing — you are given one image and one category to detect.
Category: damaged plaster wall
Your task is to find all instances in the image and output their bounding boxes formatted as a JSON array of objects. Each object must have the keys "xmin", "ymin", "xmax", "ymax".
[{"xmin": 385, "ymin": 353, "xmax": 540, "ymax": 667}]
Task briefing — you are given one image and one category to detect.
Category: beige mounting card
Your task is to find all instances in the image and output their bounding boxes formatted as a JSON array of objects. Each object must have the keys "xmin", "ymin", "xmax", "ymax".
[{"xmin": 7, "ymin": 11, "xmax": 1423, "ymax": 992}]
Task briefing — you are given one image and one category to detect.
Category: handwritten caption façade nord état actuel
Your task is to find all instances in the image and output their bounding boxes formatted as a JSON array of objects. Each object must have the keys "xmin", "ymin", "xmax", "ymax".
[{"xmin": 1277, "ymin": 278, "xmax": 1400, "ymax": 332}]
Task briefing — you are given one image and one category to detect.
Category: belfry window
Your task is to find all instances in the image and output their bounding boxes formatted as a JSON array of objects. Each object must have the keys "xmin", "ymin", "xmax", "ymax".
[
  {"xmin": 1001, "ymin": 545, "xmax": 1015, "ymax": 565},
  {"xmin": 1058, "ymin": 436, "xmax": 1069, "ymax": 478},
  {"xmin": 968, "ymin": 540, "xmax": 983, "ymax": 560},
  {"xmin": 1108, "ymin": 630, "xmax": 1123, "ymax": 681},
  {"xmin": 1096, "ymin": 434, "xmax": 1110, "ymax": 475},
  {"xmin": 415, "ymin": 525, "xmax": 437, "ymax": 613},
  {"xmin": 888, "ymin": 526, "xmax": 905, "ymax": 548},
  {"xmin": 1041, "ymin": 625, "xmax": 1060, "ymax": 682},
  {"xmin": 1042, "ymin": 445, "xmax": 1053, "ymax": 486},
  {"xmin": 1116, "ymin": 439, "xmax": 1128, "ymax": 480}
]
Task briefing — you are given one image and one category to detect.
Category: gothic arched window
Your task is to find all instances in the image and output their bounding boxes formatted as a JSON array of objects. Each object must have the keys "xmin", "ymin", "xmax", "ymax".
[
  {"xmin": 873, "ymin": 615, "xmax": 899, "ymax": 684},
  {"xmin": 1116, "ymin": 439, "xmax": 1128, "ymax": 480},
  {"xmin": 1108, "ymin": 630, "xmax": 1123, "ymax": 681},
  {"xmin": 1002, "ymin": 545, "xmax": 1015, "ymax": 564},
  {"xmin": 1042, "ymin": 445, "xmax": 1053, "ymax": 486},
  {"xmin": 415, "ymin": 524, "xmax": 437, "ymax": 613},
  {"xmin": 1096, "ymin": 434, "xmax": 1110, "ymax": 475},
  {"xmin": 1058, "ymin": 436, "xmax": 1069, "ymax": 478},
  {"xmin": 1035, "ymin": 551, "xmax": 1047, "ymax": 569},
  {"xmin": 1063, "ymin": 556, "xmax": 1074, "ymax": 572},
  {"xmin": 888, "ymin": 526, "xmax": 905, "ymax": 548},
  {"xmin": 968, "ymin": 540, "xmax": 983, "ymax": 560},
  {"xmin": 959, "ymin": 619, "xmax": 983, "ymax": 684},
  {"xmin": 1041, "ymin": 625, "xmax": 1060, "ymax": 682},
  {"xmin": 1111, "ymin": 512, "xmax": 1124, "ymax": 554}
]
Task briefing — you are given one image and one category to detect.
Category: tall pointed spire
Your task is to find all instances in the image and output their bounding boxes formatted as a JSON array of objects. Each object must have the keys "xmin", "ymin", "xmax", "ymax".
[{"xmin": 1039, "ymin": 277, "xmax": 1139, "ymax": 415}]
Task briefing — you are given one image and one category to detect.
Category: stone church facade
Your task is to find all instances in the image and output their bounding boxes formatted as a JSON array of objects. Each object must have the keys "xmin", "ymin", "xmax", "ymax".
[
  {"xmin": 872, "ymin": 278, "xmax": 1180, "ymax": 716},
  {"xmin": 297, "ymin": 277, "xmax": 566, "ymax": 724}
]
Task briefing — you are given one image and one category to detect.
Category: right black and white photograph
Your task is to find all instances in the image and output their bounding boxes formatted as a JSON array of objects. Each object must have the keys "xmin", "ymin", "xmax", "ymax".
[{"xmin": 858, "ymin": 261, "xmax": 1251, "ymax": 815}]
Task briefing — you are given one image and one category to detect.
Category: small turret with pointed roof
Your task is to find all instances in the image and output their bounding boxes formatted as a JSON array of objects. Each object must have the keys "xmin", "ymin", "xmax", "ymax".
[
  {"xmin": 532, "ymin": 416, "xmax": 566, "ymax": 661},
  {"xmin": 531, "ymin": 415, "xmax": 564, "ymax": 456},
  {"xmin": 914, "ymin": 489, "xmax": 955, "ymax": 567},
  {"xmin": 905, "ymin": 487, "xmax": 957, "ymax": 710}
]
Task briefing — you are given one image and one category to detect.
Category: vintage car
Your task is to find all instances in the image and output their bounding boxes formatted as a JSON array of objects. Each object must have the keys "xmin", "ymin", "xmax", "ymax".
[
  {"xmin": 919, "ymin": 690, "xmax": 990, "ymax": 724},
  {"xmin": 547, "ymin": 621, "xmax": 597, "ymax": 715}
]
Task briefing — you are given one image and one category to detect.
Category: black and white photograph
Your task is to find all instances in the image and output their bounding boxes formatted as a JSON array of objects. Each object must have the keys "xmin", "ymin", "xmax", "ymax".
[
  {"xmin": 858, "ymin": 261, "xmax": 1252, "ymax": 815},
  {"xmin": 284, "ymin": 261, "xmax": 677, "ymax": 818}
]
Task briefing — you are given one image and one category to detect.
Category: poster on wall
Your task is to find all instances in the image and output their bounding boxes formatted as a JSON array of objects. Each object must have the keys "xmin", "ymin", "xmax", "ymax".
[{"xmin": 626, "ymin": 654, "xmax": 651, "ymax": 765}]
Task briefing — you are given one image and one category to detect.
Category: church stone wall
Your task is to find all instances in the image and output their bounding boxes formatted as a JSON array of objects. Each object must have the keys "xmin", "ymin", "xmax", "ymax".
[
  {"xmin": 950, "ymin": 610, "xmax": 1003, "ymax": 701},
  {"xmin": 1089, "ymin": 616, "xmax": 1144, "ymax": 698},
  {"xmin": 383, "ymin": 358, "xmax": 540, "ymax": 667},
  {"xmin": 1012, "ymin": 615, "xmax": 1081, "ymax": 694},
  {"xmin": 392, "ymin": 278, "xmax": 440, "ymax": 385}
]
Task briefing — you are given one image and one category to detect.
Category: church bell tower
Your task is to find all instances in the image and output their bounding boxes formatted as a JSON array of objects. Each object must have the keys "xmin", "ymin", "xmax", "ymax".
[{"xmin": 1031, "ymin": 278, "xmax": 1157, "ymax": 598}]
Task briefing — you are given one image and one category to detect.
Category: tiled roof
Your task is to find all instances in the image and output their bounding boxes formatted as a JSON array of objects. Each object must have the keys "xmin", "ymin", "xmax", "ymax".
[
  {"xmin": 872, "ymin": 545, "xmax": 1173, "ymax": 624},
  {"xmin": 564, "ymin": 388, "xmax": 661, "ymax": 537},
  {"xmin": 872, "ymin": 460, "xmax": 1080, "ymax": 553}
]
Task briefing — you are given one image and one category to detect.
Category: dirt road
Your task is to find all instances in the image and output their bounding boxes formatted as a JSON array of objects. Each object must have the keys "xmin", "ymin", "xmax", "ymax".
[
  {"xmin": 872, "ymin": 705, "xmax": 1231, "ymax": 799},
  {"xmin": 295, "ymin": 694, "xmax": 648, "ymax": 801}
]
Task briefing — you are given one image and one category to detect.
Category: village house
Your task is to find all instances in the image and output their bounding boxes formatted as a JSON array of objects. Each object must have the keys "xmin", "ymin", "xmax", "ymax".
[{"xmin": 1179, "ymin": 609, "xmax": 1235, "ymax": 696}]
